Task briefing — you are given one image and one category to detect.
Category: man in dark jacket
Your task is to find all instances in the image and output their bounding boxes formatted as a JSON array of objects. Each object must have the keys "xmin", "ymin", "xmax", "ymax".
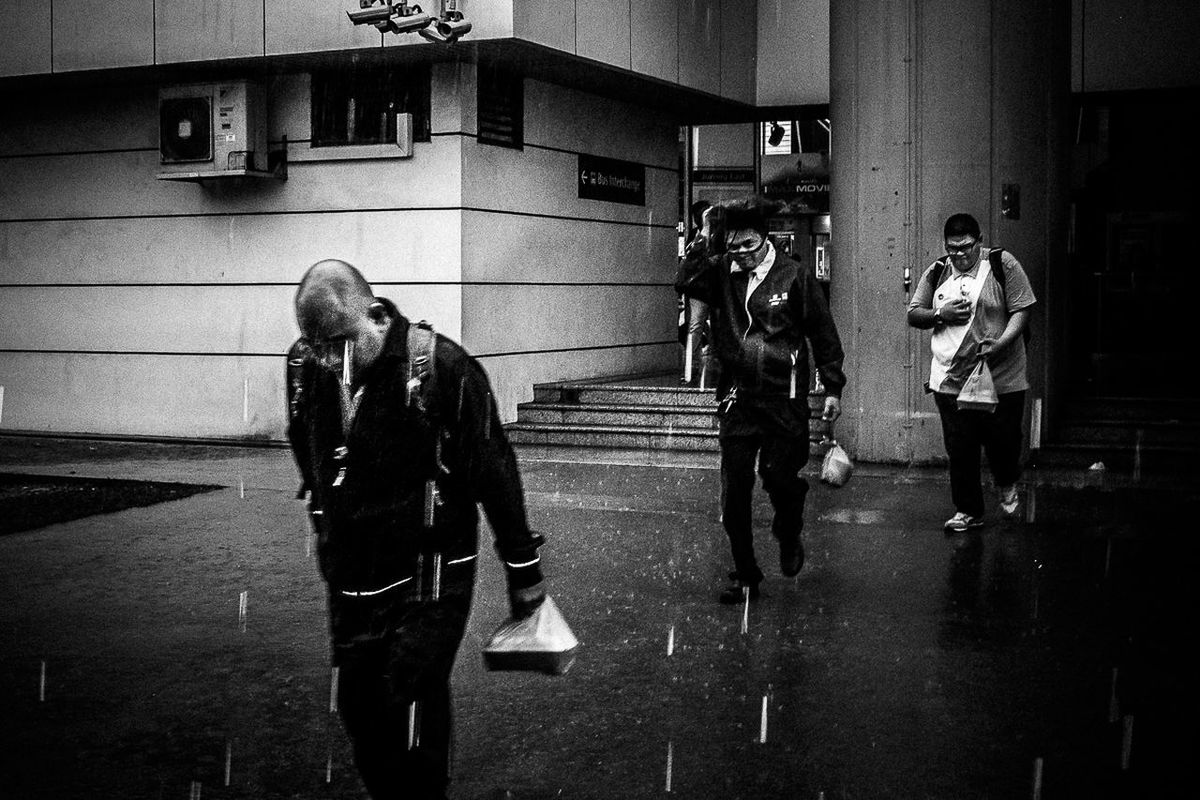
[
  {"xmin": 286, "ymin": 259, "xmax": 546, "ymax": 800},
  {"xmin": 676, "ymin": 197, "xmax": 846, "ymax": 604}
]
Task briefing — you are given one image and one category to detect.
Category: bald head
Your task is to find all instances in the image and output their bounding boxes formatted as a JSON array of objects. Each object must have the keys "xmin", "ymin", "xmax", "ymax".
[
  {"xmin": 295, "ymin": 259, "xmax": 393, "ymax": 384},
  {"xmin": 295, "ymin": 259, "xmax": 376, "ymax": 337}
]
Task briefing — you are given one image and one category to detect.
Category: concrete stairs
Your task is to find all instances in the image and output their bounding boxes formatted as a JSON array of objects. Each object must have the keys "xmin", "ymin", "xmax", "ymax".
[
  {"xmin": 505, "ymin": 375, "xmax": 831, "ymax": 452},
  {"xmin": 1033, "ymin": 395, "xmax": 1200, "ymax": 474}
]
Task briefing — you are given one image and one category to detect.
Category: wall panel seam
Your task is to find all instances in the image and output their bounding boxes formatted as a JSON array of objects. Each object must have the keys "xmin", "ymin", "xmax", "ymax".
[{"xmin": 0, "ymin": 207, "xmax": 679, "ymax": 229}]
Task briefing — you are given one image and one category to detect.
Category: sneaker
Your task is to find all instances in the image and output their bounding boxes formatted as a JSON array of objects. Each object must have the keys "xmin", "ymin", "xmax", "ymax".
[
  {"xmin": 998, "ymin": 485, "xmax": 1020, "ymax": 516},
  {"xmin": 779, "ymin": 536, "xmax": 805, "ymax": 577},
  {"xmin": 944, "ymin": 512, "xmax": 983, "ymax": 532},
  {"xmin": 718, "ymin": 580, "xmax": 760, "ymax": 605}
]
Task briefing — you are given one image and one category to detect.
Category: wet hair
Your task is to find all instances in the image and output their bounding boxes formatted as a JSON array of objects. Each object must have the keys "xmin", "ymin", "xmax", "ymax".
[
  {"xmin": 721, "ymin": 195, "xmax": 777, "ymax": 239},
  {"xmin": 944, "ymin": 213, "xmax": 982, "ymax": 241}
]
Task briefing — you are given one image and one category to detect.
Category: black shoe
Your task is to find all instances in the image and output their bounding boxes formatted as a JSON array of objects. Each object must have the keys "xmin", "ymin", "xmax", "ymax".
[
  {"xmin": 719, "ymin": 580, "xmax": 760, "ymax": 605},
  {"xmin": 779, "ymin": 536, "xmax": 805, "ymax": 577}
]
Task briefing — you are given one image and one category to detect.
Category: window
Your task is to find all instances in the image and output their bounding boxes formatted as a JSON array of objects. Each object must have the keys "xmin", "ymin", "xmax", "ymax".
[
  {"xmin": 311, "ymin": 65, "xmax": 431, "ymax": 148},
  {"xmin": 477, "ymin": 63, "xmax": 523, "ymax": 149}
]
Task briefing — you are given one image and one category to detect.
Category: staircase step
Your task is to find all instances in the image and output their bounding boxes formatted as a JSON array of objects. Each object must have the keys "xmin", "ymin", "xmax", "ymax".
[
  {"xmin": 1054, "ymin": 418, "xmax": 1200, "ymax": 447},
  {"xmin": 1060, "ymin": 395, "xmax": 1200, "ymax": 422},
  {"xmin": 505, "ymin": 422, "xmax": 721, "ymax": 452},
  {"xmin": 532, "ymin": 382, "xmax": 719, "ymax": 408},
  {"xmin": 505, "ymin": 419, "xmax": 833, "ymax": 452},
  {"xmin": 516, "ymin": 402, "xmax": 718, "ymax": 431},
  {"xmin": 1032, "ymin": 442, "xmax": 1200, "ymax": 474}
]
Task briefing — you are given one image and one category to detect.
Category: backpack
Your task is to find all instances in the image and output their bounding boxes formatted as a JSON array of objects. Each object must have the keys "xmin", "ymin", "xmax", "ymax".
[{"xmin": 927, "ymin": 247, "xmax": 1030, "ymax": 343}]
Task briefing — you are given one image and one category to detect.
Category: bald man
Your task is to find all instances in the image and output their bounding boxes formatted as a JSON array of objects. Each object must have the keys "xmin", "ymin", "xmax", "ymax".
[{"xmin": 286, "ymin": 260, "xmax": 546, "ymax": 800}]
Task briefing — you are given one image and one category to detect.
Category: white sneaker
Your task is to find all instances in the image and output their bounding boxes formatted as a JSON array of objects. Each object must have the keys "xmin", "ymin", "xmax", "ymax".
[
  {"xmin": 998, "ymin": 486, "xmax": 1020, "ymax": 516},
  {"xmin": 944, "ymin": 512, "xmax": 983, "ymax": 532}
]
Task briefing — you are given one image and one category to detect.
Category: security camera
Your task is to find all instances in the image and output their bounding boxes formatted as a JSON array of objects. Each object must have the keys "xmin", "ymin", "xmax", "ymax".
[
  {"xmin": 347, "ymin": 2, "xmax": 432, "ymax": 35},
  {"xmin": 417, "ymin": 18, "xmax": 472, "ymax": 43},
  {"xmin": 348, "ymin": 1, "xmax": 471, "ymax": 43}
]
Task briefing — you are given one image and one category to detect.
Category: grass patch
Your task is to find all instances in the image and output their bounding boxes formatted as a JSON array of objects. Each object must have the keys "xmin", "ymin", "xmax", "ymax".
[{"xmin": 0, "ymin": 473, "xmax": 222, "ymax": 536}]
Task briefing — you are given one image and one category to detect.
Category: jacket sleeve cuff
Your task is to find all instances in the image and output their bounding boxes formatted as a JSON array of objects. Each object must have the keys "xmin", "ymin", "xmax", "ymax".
[
  {"xmin": 503, "ymin": 557, "xmax": 544, "ymax": 591},
  {"xmin": 500, "ymin": 532, "xmax": 545, "ymax": 590}
]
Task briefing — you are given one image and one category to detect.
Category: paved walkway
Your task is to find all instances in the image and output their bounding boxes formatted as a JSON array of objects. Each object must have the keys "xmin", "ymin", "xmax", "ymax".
[{"xmin": 0, "ymin": 435, "xmax": 1189, "ymax": 799}]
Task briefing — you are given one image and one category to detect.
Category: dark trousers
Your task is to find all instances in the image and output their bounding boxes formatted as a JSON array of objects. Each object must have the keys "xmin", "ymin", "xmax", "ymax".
[
  {"xmin": 934, "ymin": 390, "xmax": 1026, "ymax": 518},
  {"xmin": 331, "ymin": 575, "xmax": 474, "ymax": 800},
  {"xmin": 719, "ymin": 398, "xmax": 811, "ymax": 584}
]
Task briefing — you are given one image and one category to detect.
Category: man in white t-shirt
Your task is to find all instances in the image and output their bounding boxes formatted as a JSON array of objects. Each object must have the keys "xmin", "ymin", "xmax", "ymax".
[{"xmin": 907, "ymin": 213, "xmax": 1037, "ymax": 532}]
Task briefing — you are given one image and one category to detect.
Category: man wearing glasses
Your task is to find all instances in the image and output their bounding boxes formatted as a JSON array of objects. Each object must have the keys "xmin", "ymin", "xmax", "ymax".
[
  {"xmin": 676, "ymin": 196, "xmax": 846, "ymax": 604},
  {"xmin": 907, "ymin": 213, "xmax": 1037, "ymax": 533},
  {"xmin": 285, "ymin": 259, "xmax": 547, "ymax": 799}
]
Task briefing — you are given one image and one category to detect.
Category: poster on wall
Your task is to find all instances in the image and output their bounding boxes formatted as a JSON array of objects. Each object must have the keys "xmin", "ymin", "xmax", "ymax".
[{"xmin": 761, "ymin": 153, "xmax": 829, "ymax": 214}]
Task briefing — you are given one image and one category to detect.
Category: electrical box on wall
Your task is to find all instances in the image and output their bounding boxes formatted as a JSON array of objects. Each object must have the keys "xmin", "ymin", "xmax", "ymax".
[{"xmin": 157, "ymin": 81, "xmax": 283, "ymax": 182}]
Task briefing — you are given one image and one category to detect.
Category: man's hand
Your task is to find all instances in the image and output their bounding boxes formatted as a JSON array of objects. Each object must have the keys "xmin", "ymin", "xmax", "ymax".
[
  {"xmin": 683, "ymin": 234, "xmax": 709, "ymax": 260},
  {"xmin": 821, "ymin": 395, "xmax": 842, "ymax": 422},
  {"xmin": 977, "ymin": 337, "xmax": 1006, "ymax": 365},
  {"xmin": 938, "ymin": 297, "xmax": 972, "ymax": 325},
  {"xmin": 509, "ymin": 581, "xmax": 546, "ymax": 620}
]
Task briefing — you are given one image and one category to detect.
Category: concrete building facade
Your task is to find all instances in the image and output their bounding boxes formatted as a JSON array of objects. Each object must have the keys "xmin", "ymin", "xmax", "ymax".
[{"xmin": 3, "ymin": 0, "xmax": 1198, "ymax": 464}]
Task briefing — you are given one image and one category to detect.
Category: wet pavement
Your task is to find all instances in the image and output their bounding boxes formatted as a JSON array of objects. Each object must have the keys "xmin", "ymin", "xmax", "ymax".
[{"xmin": 0, "ymin": 435, "xmax": 1191, "ymax": 799}]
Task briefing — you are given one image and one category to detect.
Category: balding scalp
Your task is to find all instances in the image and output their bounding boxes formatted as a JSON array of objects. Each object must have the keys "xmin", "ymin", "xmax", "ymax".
[{"xmin": 295, "ymin": 259, "xmax": 376, "ymax": 335}]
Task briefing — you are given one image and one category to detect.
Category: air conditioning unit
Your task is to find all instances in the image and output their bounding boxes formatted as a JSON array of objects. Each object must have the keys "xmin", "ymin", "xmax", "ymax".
[{"xmin": 158, "ymin": 80, "xmax": 276, "ymax": 181}]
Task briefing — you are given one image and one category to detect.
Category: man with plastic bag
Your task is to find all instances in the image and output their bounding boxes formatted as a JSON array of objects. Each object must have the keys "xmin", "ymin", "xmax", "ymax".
[
  {"xmin": 907, "ymin": 213, "xmax": 1037, "ymax": 532},
  {"xmin": 285, "ymin": 259, "xmax": 548, "ymax": 800},
  {"xmin": 676, "ymin": 195, "xmax": 846, "ymax": 604}
]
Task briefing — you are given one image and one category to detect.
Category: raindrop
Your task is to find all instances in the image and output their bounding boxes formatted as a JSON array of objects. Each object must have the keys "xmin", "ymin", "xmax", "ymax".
[{"xmin": 1121, "ymin": 716, "xmax": 1134, "ymax": 770}]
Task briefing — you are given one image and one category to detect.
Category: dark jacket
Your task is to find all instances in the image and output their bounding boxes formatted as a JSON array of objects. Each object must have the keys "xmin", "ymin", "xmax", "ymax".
[
  {"xmin": 286, "ymin": 304, "xmax": 543, "ymax": 603},
  {"xmin": 675, "ymin": 245, "xmax": 846, "ymax": 401}
]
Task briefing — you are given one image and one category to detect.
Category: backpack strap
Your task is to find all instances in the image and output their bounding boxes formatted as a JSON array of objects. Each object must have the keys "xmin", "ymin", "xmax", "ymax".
[
  {"xmin": 405, "ymin": 320, "xmax": 438, "ymax": 413},
  {"xmin": 988, "ymin": 247, "xmax": 1007, "ymax": 309},
  {"xmin": 926, "ymin": 256, "xmax": 950, "ymax": 296}
]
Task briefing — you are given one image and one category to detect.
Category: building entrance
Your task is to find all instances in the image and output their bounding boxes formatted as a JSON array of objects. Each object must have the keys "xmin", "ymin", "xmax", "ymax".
[{"xmin": 1070, "ymin": 90, "xmax": 1200, "ymax": 399}]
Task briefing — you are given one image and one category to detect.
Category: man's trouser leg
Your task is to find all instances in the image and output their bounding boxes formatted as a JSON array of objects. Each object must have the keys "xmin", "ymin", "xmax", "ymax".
[
  {"xmin": 335, "ymin": 581, "xmax": 473, "ymax": 800},
  {"xmin": 983, "ymin": 391, "xmax": 1026, "ymax": 489},
  {"xmin": 759, "ymin": 432, "xmax": 811, "ymax": 545},
  {"xmin": 720, "ymin": 433, "xmax": 764, "ymax": 584},
  {"xmin": 934, "ymin": 392, "xmax": 985, "ymax": 518}
]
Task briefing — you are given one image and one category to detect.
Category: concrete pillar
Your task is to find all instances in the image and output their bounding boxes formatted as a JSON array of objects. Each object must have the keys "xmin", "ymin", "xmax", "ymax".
[{"xmin": 830, "ymin": 0, "xmax": 1070, "ymax": 464}]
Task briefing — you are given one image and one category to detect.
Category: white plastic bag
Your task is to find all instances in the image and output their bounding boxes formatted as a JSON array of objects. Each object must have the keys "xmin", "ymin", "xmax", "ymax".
[
  {"xmin": 957, "ymin": 359, "xmax": 998, "ymax": 412},
  {"xmin": 820, "ymin": 439, "xmax": 854, "ymax": 487},
  {"xmin": 482, "ymin": 595, "xmax": 579, "ymax": 676}
]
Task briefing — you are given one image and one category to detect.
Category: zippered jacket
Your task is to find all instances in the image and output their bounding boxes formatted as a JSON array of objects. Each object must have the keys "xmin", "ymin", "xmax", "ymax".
[
  {"xmin": 286, "ymin": 304, "xmax": 543, "ymax": 606},
  {"xmin": 676, "ymin": 245, "xmax": 846, "ymax": 400}
]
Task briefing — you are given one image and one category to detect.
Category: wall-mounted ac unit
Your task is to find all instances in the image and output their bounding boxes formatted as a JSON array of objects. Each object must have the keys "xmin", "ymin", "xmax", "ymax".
[{"xmin": 158, "ymin": 80, "xmax": 281, "ymax": 181}]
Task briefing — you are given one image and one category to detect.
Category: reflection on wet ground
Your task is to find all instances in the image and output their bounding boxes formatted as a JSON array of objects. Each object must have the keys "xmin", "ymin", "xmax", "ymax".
[{"xmin": 0, "ymin": 437, "xmax": 1191, "ymax": 799}]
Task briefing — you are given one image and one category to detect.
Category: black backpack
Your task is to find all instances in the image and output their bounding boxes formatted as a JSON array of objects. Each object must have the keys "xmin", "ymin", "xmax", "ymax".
[{"xmin": 926, "ymin": 247, "xmax": 1030, "ymax": 343}]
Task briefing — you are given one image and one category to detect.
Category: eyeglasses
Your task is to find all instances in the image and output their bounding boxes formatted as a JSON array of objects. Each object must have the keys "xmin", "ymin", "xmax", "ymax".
[
  {"xmin": 727, "ymin": 232, "xmax": 765, "ymax": 254},
  {"xmin": 945, "ymin": 239, "xmax": 979, "ymax": 256}
]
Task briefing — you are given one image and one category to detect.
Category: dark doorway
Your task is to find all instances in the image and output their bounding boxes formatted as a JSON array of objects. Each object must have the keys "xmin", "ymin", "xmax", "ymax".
[{"xmin": 1069, "ymin": 89, "xmax": 1200, "ymax": 398}]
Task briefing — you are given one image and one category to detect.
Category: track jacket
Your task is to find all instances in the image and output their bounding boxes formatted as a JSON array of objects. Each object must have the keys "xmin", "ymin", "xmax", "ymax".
[{"xmin": 675, "ymin": 242, "xmax": 846, "ymax": 402}]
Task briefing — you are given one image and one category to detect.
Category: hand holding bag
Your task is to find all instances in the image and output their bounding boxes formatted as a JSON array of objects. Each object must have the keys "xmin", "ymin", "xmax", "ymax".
[
  {"xmin": 483, "ymin": 595, "xmax": 579, "ymax": 675},
  {"xmin": 820, "ymin": 437, "xmax": 854, "ymax": 487},
  {"xmin": 956, "ymin": 359, "xmax": 999, "ymax": 412}
]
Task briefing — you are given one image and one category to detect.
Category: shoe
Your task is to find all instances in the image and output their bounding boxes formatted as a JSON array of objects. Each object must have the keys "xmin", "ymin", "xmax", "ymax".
[
  {"xmin": 779, "ymin": 536, "xmax": 805, "ymax": 577},
  {"xmin": 718, "ymin": 580, "xmax": 760, "ymax": 605},
  {"xmin": 943, "ymin": 512, "xmax": 983, "ymax": 532},
  {"xmin": 998, "ymin": 485, "xmax": 1020, "ymax": 516}
]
